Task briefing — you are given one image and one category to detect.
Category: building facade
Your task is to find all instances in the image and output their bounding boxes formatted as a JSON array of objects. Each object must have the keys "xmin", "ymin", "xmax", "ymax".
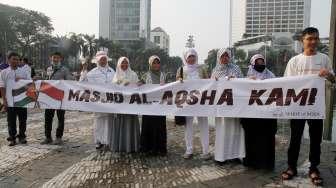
[
  {"xmin": 231, "ymin": 0, "xmax": 311, "ymax": 44},
  {"xmin": 99, "ymin": 0, "xmax": 151, "ymax": 44},
  {"xmin": 231, "ymin": 0, "xmax": 246, "ymax": 45},
  {"xmin": 150, "ymin": 27, "xmax": 170, "ymax": 54}
]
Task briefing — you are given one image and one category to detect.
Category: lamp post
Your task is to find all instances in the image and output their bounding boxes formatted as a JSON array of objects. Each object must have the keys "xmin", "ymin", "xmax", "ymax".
[{"xmin": 325, "ymin": 0, "xmax": 336, "ymax": 140}]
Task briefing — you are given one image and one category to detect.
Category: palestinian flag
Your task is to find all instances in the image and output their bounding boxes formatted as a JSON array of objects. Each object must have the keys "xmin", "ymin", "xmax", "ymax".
[
  {"xmin": 12, "ymin": 82, "xmax": 37, "ymax": 107},
  {"xmin": 37, "ymin": 81, "xmax": 64, "ymax": 109}
]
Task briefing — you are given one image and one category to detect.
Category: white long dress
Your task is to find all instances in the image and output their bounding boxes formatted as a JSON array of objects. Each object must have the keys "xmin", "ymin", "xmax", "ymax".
[
  {"xmin": 86, "ymin": 66, "xmax": 115, "ymax": 145},
  {"xmin": 215, "ymin": 117, "xmax": 245, "ymax": 162},
  {"xmin": 211, "ymin": 52, "xmax": 245, "ymax": 162}
]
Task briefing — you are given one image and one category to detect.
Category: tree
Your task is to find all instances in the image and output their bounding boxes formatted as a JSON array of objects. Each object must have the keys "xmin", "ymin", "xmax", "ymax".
[
  {"xmin": 255, "ymin": 45, "xmax": 296, "ymax": 76},
  {"xmin": 0, "ymin": 3, "xmax": 54, "ymax": 71},
  {"xmin": 204, "ymin": 49, "xmax": 219, "ymax": 73},
  {"xmin": 7, "ymin": 5, "xmax": 53, "ymax": 56},
  {"xmin": 0, "ymin": 9, "xmax": 16, "ymax": 54},
  {"xmin": 234, "ymin": 49, "xmax": 247, "ymax": 62},
  {"xmin": 317, "ymin": 43, "xmax": 329, "ymax": 55},
  {"xmin": 81, "ymin": 34, "xmax": 96, "ymax": 58}
]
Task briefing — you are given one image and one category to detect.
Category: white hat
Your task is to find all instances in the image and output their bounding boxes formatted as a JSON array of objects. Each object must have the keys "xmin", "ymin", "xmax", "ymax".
[{"xmin": 93, "ymin": 51, "xmax": 112, "ymax": 64}]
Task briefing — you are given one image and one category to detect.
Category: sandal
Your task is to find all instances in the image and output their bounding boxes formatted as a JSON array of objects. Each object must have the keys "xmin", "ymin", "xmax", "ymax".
[
  {"xmin": 309, "ymin": 168, "xmax": 323, "ymax": 186},
  {"xmin": 281, "ymin": 167, "xmax": 297, "ymax": 180}
]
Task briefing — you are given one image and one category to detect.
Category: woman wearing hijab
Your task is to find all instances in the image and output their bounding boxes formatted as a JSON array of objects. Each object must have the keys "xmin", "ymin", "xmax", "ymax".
[
  {"xmin": 140, "ymin": 55, "xmax": 167, "ymax": 155},
  {"xmin": 212, "ymin": 48, "xmax": 245, "ymax": 164},
  {"xmin": 176, "ymin": 49, "xmax": 210, "ymax": 160},
  {"xmin": 110, "ymin": 57, "xmax": 141, "ymax": 153},
  {"xmin": 85, "ymin": 51, "xmax": 115, "ymax": 149},
  {"xmin": 241, "ymin": 54, "xmax": 277, "ymax": 170}
]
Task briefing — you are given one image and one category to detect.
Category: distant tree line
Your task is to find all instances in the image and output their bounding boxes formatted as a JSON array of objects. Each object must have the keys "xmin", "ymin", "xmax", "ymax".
[{"xmin": 0, "ymin": 3, "xmax": 183, "ymax": 81}]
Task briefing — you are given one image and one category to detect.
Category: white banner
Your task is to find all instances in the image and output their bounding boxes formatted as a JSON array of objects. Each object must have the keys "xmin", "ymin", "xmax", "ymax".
[{"xmin": 10, "ymin": 75, "xmax": 325, "ymax": 119}]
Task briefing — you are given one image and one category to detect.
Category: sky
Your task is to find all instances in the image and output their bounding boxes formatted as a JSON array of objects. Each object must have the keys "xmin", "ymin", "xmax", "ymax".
[{"xmin": 0, "ymin": 0, "xmax": 332, "ymax": 61}]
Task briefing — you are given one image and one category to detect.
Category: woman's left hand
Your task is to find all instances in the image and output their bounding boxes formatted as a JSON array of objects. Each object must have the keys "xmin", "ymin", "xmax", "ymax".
[
  {"xmin": 136, "ymin": 81, "xmax": 144, "ymax": 87},
  {"xmin": 249, "ymin": 76, "xmax": 257, "ymax": 80}
]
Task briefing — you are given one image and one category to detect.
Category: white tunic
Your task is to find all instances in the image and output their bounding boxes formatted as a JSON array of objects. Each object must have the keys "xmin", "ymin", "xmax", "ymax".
[
  {"xmin": 0, "ymin": 66, "xmax": 31, "ymax": 106},
  {"xmin": 214, "ymin": 117, "xmax": 245, "ymax": 162},
  {"xmin": 284, "ymin": 52, "xmax": 334, "ymax": 76},
  {"xmin": 86, "ymin": 66, "xmax": 115, "ymax": 145}
]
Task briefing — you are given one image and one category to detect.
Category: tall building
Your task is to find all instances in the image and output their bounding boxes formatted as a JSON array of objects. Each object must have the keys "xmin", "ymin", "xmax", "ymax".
[
  {"xmin": 99, "ymin": 0, "xmax": 151, "ymax": 44},
  {"xmin": 231, "ymin": 0, "xmax": 246, "ymax": 45},
  {"xmin": 150, "ymin": 27, "xmax": 170, "ymax": 54},
  {"xmin": 231, "ymin": 0, "xmax": 311, "ymax": 44}
]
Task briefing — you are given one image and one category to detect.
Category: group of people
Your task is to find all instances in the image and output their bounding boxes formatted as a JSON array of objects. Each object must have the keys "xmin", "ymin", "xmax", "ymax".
[
  {"xmin": 79, "ymin": 52, "xmax": 168, "ymax": 155},
  {"xmin": 0, "ymin": 27, "xmax": 334, "ymax": 186},
  {"xmin": 0, "ymin": 52, "xmax": 74, "ymax": 146}
]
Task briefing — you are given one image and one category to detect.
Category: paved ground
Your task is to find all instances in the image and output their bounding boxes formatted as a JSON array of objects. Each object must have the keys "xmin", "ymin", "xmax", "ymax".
[{"xmin": 0, "ymin": 110, "xmax": 336, "ymax": 188}]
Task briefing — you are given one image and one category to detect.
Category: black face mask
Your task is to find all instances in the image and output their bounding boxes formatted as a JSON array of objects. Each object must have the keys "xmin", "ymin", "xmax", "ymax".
[{"xmin": 254, "ymin": 64, "xmax": 266, "ymax": 73}]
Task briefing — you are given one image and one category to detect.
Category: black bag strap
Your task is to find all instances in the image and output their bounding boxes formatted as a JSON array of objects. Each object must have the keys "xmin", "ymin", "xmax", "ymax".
[{"xmin": 50, "ymin": 66, "xmax": 63, "ymax": 79}]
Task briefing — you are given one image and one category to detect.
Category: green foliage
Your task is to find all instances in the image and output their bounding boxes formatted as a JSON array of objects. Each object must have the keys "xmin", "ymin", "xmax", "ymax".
[
  {"xmin": 204, "ymin": 49, "xmax": 219, "ymax": 74},
  {"xmin": 0, "ymin": 3, "xmax": 53, "ymax": 56},
  {"xmin": 0, "ymin": 3, "xmax": 185, "ymax": 76}
]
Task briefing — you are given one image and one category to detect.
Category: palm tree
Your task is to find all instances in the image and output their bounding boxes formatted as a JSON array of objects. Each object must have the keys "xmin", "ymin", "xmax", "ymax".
[{"xmin": 81, "ymin": 34, "xmax": 96, "ymax": 58}]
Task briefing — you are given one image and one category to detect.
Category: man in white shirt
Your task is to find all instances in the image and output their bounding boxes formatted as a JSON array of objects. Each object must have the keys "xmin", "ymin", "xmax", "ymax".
[
  {"xmin": 0, "ymin": 57, "xmax": 9, "ymax": 111},
  {"xmin": 0, "ymin": 52, "xmax": 32, "ymax": 146},
  {"xmin": 18, "ymin": 57, "xmax": 32, "ymax": 78},
  {"xmin": 281, "ymin": 27, "xmax": 334, "ymax": 186}
]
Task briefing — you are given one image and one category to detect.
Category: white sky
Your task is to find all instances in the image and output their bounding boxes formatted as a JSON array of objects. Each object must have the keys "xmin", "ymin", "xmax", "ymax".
[{"xmin": 0, "ymin": 0, "xmax": 332, "ymax": 61}]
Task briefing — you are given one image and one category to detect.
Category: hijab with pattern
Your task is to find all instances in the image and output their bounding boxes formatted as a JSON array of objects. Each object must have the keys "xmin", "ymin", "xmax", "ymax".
[{"xmin": 211, "ymin": 48, "xmax": 243, "ymax": 78}]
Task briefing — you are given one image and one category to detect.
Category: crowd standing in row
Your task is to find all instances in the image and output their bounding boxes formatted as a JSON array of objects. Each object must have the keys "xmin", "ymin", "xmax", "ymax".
[{"xmin": 0, "ymin": 27, "xmax": 334, "ymax": 186}]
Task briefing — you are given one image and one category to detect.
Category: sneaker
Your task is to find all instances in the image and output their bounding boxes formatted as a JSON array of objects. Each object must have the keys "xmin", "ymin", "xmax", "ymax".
[
  {"xmin": 18, "ymin": 138, "xmax": 28, "ymax": 144},
  {"xmin": 183, "ymin": 153, "xmax": 193, "ymax": 159},
  {"xmin": 96, "ymin": 143, "xmax": 103, "ymax": 150},
  {"xmin": 7, "ymin": 137, "xmax": 15, "ymax": 142},
  {"xmin": 8, "ymin": 140, "xmax": 16, "ymax": 147},
  {"xmin": 53, "ymin": 138, "xmax": 63, "ymax": 145},
  {"xmin": 200, "ymin": 153, "xmax": 212, "ymax": 160},
  {"xmin": 40, "ymin": 138, "xmax": 53, "ymax": 145}
]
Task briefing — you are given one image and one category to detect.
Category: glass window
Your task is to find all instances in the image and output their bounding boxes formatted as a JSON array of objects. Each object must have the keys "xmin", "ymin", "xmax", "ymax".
[{"xmin": 154, "ymin": 36, "xmax": 160, "ymax": 44}]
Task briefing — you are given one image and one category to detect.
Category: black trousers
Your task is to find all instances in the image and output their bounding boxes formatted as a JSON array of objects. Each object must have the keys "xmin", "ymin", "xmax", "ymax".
[
  {"xmin": 7, "ymin": 107, "xmax": 27, "ymax": 141},
  {"xmin": 44, "ymin": 109, "xmax": 65, "ymax": 139},
  {"xmin": 288, "ymin": 119, "xmax": 323, "ymax": 169}
]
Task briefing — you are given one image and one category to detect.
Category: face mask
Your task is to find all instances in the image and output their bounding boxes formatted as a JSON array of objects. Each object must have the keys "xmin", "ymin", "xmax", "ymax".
[{"xmin": 254, "ymin": 64, "xmax": 266, "ymax": 73}]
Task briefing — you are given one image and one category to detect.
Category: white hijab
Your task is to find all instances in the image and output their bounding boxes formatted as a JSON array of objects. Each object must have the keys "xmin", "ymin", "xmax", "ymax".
[
  {"xmin": 112, "ymin": 57, "xmax": 138, "ymax": 84},
  {"xmin": 247, "ymin": 54, "xmax": 275, "ymax": 80},
  {"xmin": 183, "ymin": 49, "xmax": 199, "ymax": 73}
]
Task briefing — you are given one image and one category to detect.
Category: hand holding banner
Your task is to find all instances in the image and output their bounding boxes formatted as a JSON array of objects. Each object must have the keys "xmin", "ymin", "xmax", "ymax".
[{"xmin": 9, "ymin": 75, "xmax": 325, "ymax": 119}]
